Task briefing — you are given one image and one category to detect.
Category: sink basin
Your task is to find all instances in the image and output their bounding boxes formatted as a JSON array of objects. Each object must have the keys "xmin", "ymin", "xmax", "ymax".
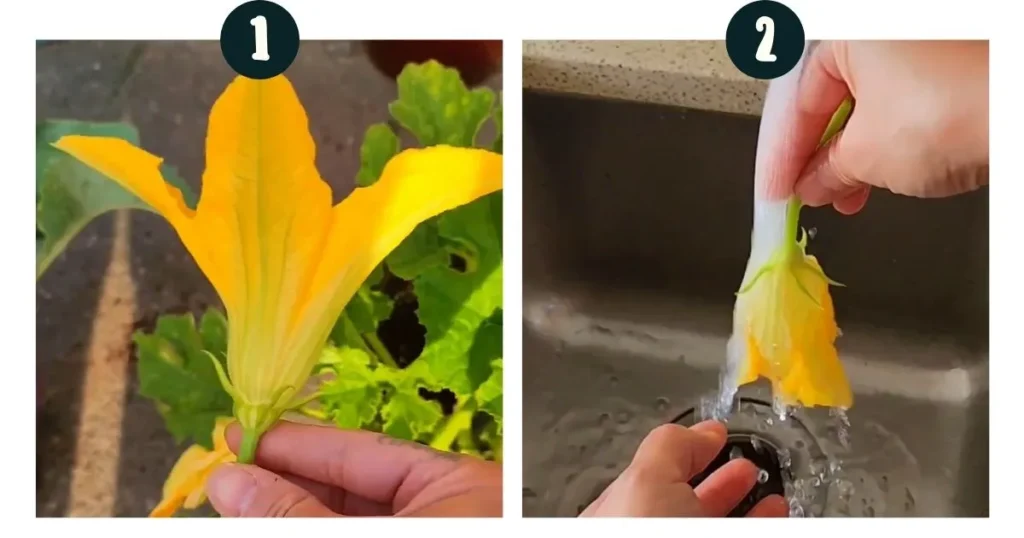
[{"xmin": 521, "ymin": 90, "xmax": 989, "ymax": 517}]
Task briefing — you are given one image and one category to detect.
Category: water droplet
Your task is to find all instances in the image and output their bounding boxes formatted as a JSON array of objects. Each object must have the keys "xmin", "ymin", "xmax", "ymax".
[
  {"xmin": 795, "ymin": 439, "xmax": 805, "ymax": 449},
  {"xmin": 597, "ymin": 412, "xmax": 611, "ymax": 426},
  {"xmin": 766, "ymin": 417, "xmax": 774, "ymax": 426},
  {"xmin": 778, "ymin": 448, "xmax": 792, "ymax": 469},
  {"xmin": 829, "ymin": 459, "xmax": 843, "ymax": 476},
  {"xmin": 730, "ymin": 446, "xmax": 744, "ymax": 460},
  {"xmin": 757, "ymin": 469, "xmax": 770, "ymax": 484},
  {"xmin": 616, "ymin": 410, "xmax": 631, "ymax": 424},
  {"xmin": 609, "ymin": 375, "xmax": 619, "ymax": 387},
  {"xmin": 880, "ymin": 475, "xmax": 889, "ymax": 493},
  {"xmin": 865, "ymin": 505, "xmax": 876, "ymax": 517},
  {"xmin": 811, "ymin": 477, "xmax": 821, "ymax": 487}
]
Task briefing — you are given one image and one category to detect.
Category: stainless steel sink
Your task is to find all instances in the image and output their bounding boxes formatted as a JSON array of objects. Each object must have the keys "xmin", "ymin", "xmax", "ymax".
[{"xmin": 521, "ymin": 90, "xmax": 989, "ymax": 517}]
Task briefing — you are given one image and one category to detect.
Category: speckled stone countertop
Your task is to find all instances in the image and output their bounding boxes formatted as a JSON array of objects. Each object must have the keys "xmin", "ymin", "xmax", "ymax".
[{"xmin": 523, "ymin": 40, "xmax": 767, "ymax": 116}]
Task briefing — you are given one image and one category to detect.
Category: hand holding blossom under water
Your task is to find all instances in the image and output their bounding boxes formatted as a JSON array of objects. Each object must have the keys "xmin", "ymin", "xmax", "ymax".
[
  {"xmin": 581, "ymin": 421, "xmax": 788, "ymax": 517},
  {"xmin": 780, "ymin": 40, "xmax": 989, "ymax": 213},
  {"xmin": 204, "ymin": 421, "xmax": 502, "ymax": 517}
]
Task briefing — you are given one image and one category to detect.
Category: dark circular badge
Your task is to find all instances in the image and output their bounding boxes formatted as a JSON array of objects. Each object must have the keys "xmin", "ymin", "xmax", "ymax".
[
  {"xmin": 725, "ymin": 0, "xmax": 805, "ymax": 80},
  {"xmin": 220, "ymin": 0, "xmax": 300, "ymax": 79}
]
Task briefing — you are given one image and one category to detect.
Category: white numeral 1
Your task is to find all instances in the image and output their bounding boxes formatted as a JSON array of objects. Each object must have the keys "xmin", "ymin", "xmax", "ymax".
[
  {"xmin": 754, "ymin": 16, "xmax": 777, "ymax": 63},
  {"xmin": 251, "ymin": 15, "xmax": 270, "ymax": 61}
]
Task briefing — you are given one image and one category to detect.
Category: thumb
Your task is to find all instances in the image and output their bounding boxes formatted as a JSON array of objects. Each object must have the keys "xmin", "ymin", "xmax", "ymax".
[
  {"xmin": 207, "ymin": 463, "xmax": 337, "ymax": 518},
  {"xmin": 794, "ymin": 129, "xmax": 871, "ymax": 214}
]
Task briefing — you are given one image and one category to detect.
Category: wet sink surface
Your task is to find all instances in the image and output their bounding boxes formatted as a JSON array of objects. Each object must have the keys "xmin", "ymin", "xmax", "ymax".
[{"xmin": 521, "ymin": 90, "xmax": 989, "ymax": 517}]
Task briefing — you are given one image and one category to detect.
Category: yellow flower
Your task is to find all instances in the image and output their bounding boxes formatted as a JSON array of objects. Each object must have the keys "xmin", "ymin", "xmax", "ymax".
[
  {"xmin": 150, "ymin": 418, "xmax": 236, "ymax": 517},
  {"xmin": 52, "ymin": 75, "xmax": 503, "ymax": 457},
  {"xmin": 730, "ymin": 98, "xmax": 856, "ymax": 410},
  {"xmin": 732, "ymin": 204, "xmax": 852, "ymax": 409}
]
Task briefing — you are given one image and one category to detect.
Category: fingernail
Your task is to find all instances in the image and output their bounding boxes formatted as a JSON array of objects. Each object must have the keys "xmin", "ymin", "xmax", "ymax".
[{"xmin": 208, "ymin": 464, "xmax": 256, "ymax": 516}]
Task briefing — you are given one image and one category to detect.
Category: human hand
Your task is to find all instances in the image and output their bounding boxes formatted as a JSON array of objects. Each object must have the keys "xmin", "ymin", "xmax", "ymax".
[
  {"xmin": 205, "ymin": 421, "xmax": 502, "ymax": 517},
  {"xmin": 580, "ymin": 421, "xmax": 788, "ymax": 517},
  {"xmin": 771, "ymin": 40, "xmax": 988, "ymax": 214}
]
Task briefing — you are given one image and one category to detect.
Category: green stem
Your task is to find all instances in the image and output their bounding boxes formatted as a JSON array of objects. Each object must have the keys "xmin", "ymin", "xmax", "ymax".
[
  {"xmin": 297, "ymin": 405, "xmax": 330, "ymax": 422},
  {"xmin": 364, "ymin": 332, "xmax": 398, "ymax": 369},
  {"xmin": 430, "ymin": 401, "xmax": 477, "ymax": 451},
  {"xmin": 238, "ymin": 428, "xmax": 259, "ymax": 464},
  {"xmin": 784, "ymin": 195, "xmax": 803, "ymax": 259}
]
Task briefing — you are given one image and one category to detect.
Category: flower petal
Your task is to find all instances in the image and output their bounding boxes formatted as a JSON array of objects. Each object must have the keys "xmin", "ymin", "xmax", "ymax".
[
  {"xmin": 149, "ymin": 421, "xmax": 237, "ymax": 517},
  {"xmin": 150, "ymin": 445, "xmax": 219, "ymax": 517},
  {"xmin": 196, "ymin": 75, "xmax": 335, "ymax": 395},
  {"xmin": 289, "ymin": 146, "xmax": 503, "ymax": 378},
  {"xmin": 738, "ymin": 257, "xmax": 852, "ymax": 409}
]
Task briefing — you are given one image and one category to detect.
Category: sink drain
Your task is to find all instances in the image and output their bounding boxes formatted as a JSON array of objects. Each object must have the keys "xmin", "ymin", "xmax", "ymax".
[
  {"xmin": 687, "ymin": 432, "xmax": 785, "ymax": 517},
  {"xmin": 672, "ymin": 396, "xmax": 830, "ymax": 517}
]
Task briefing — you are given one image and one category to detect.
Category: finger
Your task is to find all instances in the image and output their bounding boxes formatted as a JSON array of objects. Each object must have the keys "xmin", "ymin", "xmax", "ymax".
[
  {"xmin": 207, "ymin": 463, "xmax": 337, "ymax": 517},
  {"xmin": 628, "ymin": 421, "xmax": 727, "ymax": 483},
  {"xmin": 745, "ymin": 494, "xmax": 789, "ymax": 518},
  {"xmin": 832, "ymin": 185, "xmax": 871, "ymax": 215},
  {"xmin": 795, "ymin": 131, "xmax": 865, "ymax": 207},
  {"xmin": 225, "ymin": 422, "xmax": 462, "ymax": 506},
  {"xmin": 694, "ymin": 458, "xmax": 758, "ymax": 516},
  {"xmin": 277, "ymin": 472, "xmax": 392, "ymax": 516},
  {"xmin": 758, "ymin": 40, "xmax": 851, "ymax": 201}
]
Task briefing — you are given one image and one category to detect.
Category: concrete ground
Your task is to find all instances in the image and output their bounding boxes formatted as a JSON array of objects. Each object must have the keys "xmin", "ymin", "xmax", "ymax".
[{"xmin": 35, "ymin": 41, "xmax": 501, "ymax": 517}]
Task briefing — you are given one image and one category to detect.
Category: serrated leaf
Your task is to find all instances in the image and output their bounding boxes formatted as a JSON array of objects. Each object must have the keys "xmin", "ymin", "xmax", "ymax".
[
  {"xmin": 133, "ymin": 311, "xmax": 232, "ymax": 449},
  {"xmin": 410, "ymin": 192, "xmax": 503, "ymax": 398},
  {"xmin": 355, "ymin": 123, "xmax": 401, "ymax": 187},
  {"xmin": 380, "ymin": 386, "xmax": 443, "ymax": 442},
  {"xmin": 492, "ymin": 94, "xmax": 503, "ymax": 154},
  {"xmin": 36, "ymin": 120, "xmax": 197, "ymax": 279},
  {"xmin": 389, "ymin": 60, "xmax": 495, "ymax": 148},
  {"xmin": 475, "ymin": 358, "xmax": 503, "ymax": 434},
  {"xmin": 317, "ymin": 347, "xmax": 381, "ymax": 429}
]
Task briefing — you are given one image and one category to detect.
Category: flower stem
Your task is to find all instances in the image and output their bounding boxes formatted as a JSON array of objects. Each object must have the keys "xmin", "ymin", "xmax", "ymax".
[
  {"xmin": 365, "ymin": 332, "xmax": 398, "ymax": 369},
  {"xmin": 238, "ymin": 428, "xmax": 259, "ymax": 464},
  {"xmin": 784, "ymin": 195, "xmax": 803, "ymax": 259},
  {"xmin": 430, "ymin": 401, "xmax": 477, "ymax": 451}
]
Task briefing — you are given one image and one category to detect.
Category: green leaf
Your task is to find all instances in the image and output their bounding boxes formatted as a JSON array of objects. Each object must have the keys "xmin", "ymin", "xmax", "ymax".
[
  {"xmin": 37, "ymin": 120, "xmax": 143, "ymax": 278},
  {"xmin": 389, "ymin": 60, "xmax": 495, "ymax": 148},
  {"xmin": 386, "ymin": 220, "xmax": 448, "ymax": 281},
  {"xmin": 36, "ymin": 120, "xmax": 197, "ymax": 279},
  {"xmin": 410, "ymin": 192, "xmax": 503, "ymax": 398},
  {"xmin": 492, "ymin": 94, "xmax": 503, "ymax": 154},
  {"xmin": 317, "ymin": 347, "xmax": 381, "ymax": 430},
  {"xmin": 343, "ymin": 285, "xmax": 394, "ymax": 337},
  {"xmin": 475, "ymin": 358, "xmax": 503, "ymax": 434},
  {"xmin": 355, "ymin": 123, "xmax": 401, "ymax": 187},
  {"xmin": 133, "ymin": 310, "xmax": 233, "ymax": 449},
  {"xmin": 329, "ymin": 265, "xmax": 394, "ymax": 352},
  {"xmin": 380, "ymin": 382, "xmax": 444, "ymax": 442},
  {"xmin": 468, "ymin": 309, "xmax": 503, "ymax": 390}
]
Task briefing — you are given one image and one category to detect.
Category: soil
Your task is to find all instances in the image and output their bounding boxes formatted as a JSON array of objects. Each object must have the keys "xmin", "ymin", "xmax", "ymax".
[{"xmin": 35, "ymin": 40, "xmax": 500, "ymax": 517}]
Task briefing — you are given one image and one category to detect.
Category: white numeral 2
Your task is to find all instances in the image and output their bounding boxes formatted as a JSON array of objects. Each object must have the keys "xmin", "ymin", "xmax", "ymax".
[
  {"xmin": 251, "ymin": 15, "xmax": 270, "ymax": 61},
  {"xmin": 754, "ymin": 16, "xmax": 777, "ymax": 63}
]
